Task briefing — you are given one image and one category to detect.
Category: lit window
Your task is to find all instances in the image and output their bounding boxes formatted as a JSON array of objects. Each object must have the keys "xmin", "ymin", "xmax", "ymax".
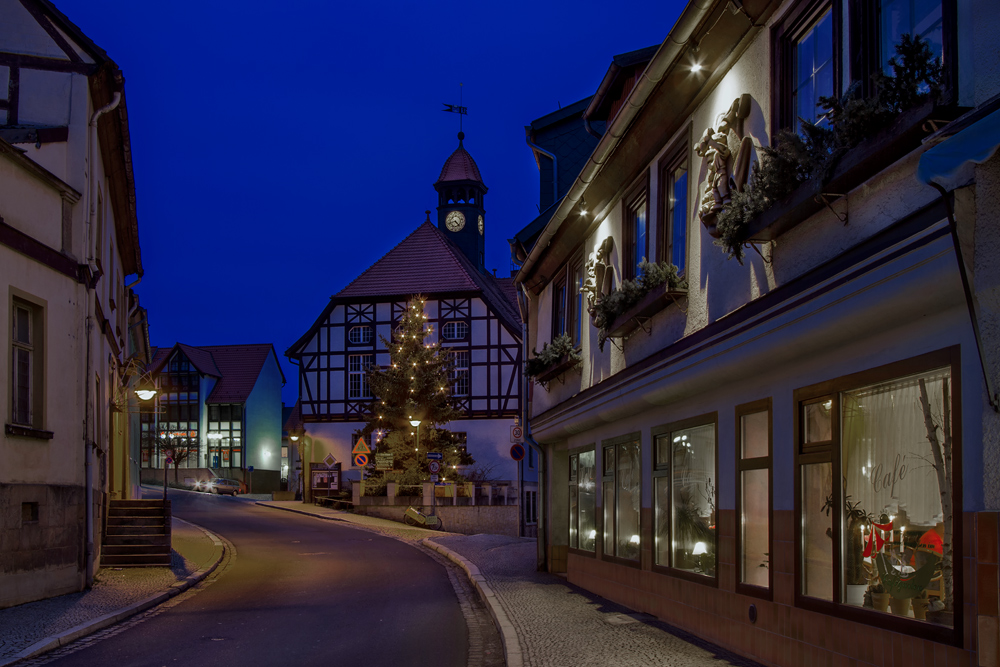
[
  {"xmin": 569, "ymin": 450, "xmax": 596, "ymax": 552},
  {"xmin": 737, "ymin": 401, "xmax": 771, "ymax": 591},
  {"xmin": 602, "ymin": 434, "xmax": 641, "ymax": 561},
  {"xmin": 442, "ymin": 321, "xmax": 469, "ymax": 340},
  {"xmin": 348, "ymin": 326, "xmax": 373, "ymax": 344}
]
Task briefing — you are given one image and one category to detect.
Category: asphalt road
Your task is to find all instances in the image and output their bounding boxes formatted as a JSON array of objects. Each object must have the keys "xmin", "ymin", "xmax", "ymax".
[{"xmin": 44, "ymin": 489, "xmax": 468, "ymax": 667}]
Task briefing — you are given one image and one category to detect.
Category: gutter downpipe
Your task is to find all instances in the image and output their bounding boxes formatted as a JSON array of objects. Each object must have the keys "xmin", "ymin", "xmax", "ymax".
[
  {"xmin": 518, "ymin": 283, "xmax": 547, "ymax": 571},
  {"xmin": 83, "ymin": 90, "xmax": 121, "ymax": 589},
  {"xmin": 515, "ymin": 0, "xmax": 715, "ymax": 288},
  {"xmin": 525, "ymin": 133, "xmax": 559, "ymax": 213}
]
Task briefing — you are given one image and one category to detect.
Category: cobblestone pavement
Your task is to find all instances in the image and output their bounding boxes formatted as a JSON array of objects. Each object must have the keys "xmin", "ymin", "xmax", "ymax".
[
  {"xmin": 0, "ymin": 517, "xmax": 223, "ymax": 665},
  {"xmin": 258, "ymin": 502, "xmax": 762, "ymax": 667}
]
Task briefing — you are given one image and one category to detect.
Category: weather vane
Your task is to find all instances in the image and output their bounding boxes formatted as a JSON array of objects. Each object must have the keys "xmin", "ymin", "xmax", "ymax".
[{"xmin": 442, "ymin": 82, "xmax": 468, "ymax": 133}]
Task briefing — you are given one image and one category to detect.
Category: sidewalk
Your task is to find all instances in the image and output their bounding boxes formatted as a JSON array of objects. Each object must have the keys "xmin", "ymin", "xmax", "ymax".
[
  {"xmin": 0, "ymin": 517, "xmax": 225, "ymax": 666},
  {"xmin": 257, "ymin": 501, "xmax": 763, "ymax": 667}
]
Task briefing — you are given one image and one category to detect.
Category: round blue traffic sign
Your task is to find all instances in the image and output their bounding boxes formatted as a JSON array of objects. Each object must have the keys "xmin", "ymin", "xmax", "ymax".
[{"xmin": 510, "ymin": 444, "xmax": 525, "ymax": 461}]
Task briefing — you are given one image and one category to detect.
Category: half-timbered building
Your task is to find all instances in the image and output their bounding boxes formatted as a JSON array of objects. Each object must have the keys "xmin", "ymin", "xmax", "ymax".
[{"xmin": 286, "ymin": 135, "xmax": 524, "ymax": 501}]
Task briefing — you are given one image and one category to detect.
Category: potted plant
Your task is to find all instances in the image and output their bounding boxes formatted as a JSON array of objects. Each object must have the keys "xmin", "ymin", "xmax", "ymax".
[{"xmin": 525, "ymin": 333, "xmax": 582, "ymax": 384}]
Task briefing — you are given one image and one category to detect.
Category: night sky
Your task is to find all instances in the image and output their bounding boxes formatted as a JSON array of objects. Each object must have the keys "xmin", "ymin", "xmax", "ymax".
[{"xmin": 55, "ymin": 0, "xmax": 687, "ymax": 404}]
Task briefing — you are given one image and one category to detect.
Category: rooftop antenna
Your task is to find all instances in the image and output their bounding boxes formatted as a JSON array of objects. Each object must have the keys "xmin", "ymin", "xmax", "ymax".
[{"xmin": 442, "ymin": 83, "xmax": 468, "ymax": 141}]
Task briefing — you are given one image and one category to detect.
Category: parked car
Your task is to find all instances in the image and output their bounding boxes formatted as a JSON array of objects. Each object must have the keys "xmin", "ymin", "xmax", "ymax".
[{"xmin": 194, "ymin": 478, "xmax": 241, "ymax": 495}]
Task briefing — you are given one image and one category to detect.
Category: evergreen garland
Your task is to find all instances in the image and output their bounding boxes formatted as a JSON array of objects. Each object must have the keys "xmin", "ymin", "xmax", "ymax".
[
  {"xmin": 716, "ymin": 34, "xmax": 943, "ymax": 263},
  {"xmin": 591, "ymin": 259, "xmax": 687, "ymax": 351}
]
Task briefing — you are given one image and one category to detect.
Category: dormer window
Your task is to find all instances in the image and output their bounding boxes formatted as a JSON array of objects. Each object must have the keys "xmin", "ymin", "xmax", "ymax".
[
  {"xmin": 442, "ymin": 321, "xmax": 469, "ymax": 340},
  {"xmin": 348, "ymin": 326, "xmax": 373, "ymax": 345}
]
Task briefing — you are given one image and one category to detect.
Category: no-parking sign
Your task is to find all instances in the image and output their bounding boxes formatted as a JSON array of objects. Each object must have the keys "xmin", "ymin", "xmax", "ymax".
[
  {"xmin": 510, "ymin": 444, "xmax": 525, "ymax": 461},
  {"xmin": 354, "ymin": 453, "xmax": 369, "ymax": 467}
]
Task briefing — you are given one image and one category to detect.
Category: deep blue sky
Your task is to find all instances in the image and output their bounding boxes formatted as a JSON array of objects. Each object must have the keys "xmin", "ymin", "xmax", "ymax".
[{"xmin": 56, "ymin": 0, "xmax": 687, "ymax": 405}]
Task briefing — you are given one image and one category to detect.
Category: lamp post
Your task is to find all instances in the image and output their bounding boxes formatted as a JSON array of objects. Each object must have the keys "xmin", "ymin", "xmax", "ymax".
[
  {"xmin": 133, "ymin": 377, "xmax": 158, "ymax": 499},
  {"xmin": 291, "ymin": 429, "xmax": 311, "ymax": 503},
  {"xmin": 410, "ymin": 417, "xmax": 432, "ymax": 515}
]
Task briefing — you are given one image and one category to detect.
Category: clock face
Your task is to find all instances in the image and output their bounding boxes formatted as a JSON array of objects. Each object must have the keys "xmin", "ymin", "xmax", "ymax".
[
  {"xmin": 445, "ymin": 210, "xmax": 466, "ymax": 232},
  {"xmin": 478, "ymin": 215, "xmax": 484, "ymax": 235}
]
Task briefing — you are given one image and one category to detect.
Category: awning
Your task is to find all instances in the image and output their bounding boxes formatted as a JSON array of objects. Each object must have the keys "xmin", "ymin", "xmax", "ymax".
[{"xmin": 918, "ymin": 108, "xmax": 1000, "ymax": 184}]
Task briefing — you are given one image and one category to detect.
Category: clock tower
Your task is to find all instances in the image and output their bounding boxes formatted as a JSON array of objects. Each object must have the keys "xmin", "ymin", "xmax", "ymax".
[{"xmin": 434, "ymin": 132, "xmax": 487, "ymax": 272}]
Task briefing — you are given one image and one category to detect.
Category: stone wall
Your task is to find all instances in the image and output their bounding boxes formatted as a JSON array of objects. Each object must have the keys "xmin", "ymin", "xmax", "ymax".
[
  {"xmin": 0, "ymin": 484, "xmax": 84, "ymax": 608},
  {"xmin": 354, "ymin": 504, "xmax": 520, "ymax": 537}
]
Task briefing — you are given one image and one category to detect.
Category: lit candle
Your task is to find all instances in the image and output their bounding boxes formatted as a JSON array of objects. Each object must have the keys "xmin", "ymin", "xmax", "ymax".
[{"xmin": 900, "ymin": 526, "xmax": 905, "ymax": 554}]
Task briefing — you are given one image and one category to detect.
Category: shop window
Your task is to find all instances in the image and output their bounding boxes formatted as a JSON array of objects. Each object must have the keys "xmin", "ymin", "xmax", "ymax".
[
  {"xmin": 795, "ymin": 352, "xmax": 957, "ymax": 632},
  {"xmin": 737, "ymin": 400, "xmax": 772, "ymax": 593},
  {"xmin": 569, "ymin": 449, "xmax": 597, "ymax": 553},
  {"xmin": 659, "ymin": 147, "xmax": 689, "ymax": 274},
  {"xmin": 602, "ymin": 433, "xmax": 642, "ymax": 561},
  {"xmin": 653, "ymin": 416, "xmax": 717, "ymax": 579}
]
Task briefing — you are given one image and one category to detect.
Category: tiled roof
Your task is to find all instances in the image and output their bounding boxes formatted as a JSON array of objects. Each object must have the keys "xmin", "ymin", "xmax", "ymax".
[
  {"xmin": 436, "ymin": 143, "xmax": 485, "ymax": 185},
  {"xmin": 283, "ymin": 401, "xmax": 302, "ymax": 432},
  {"xmin": 201, "ymin": 345, "xmax": 277, "ymax": 404},
  {"xmin": 149, "ymin": 342, "xmax": 284, "ymax": 405},
  {"xmin": 336, "ymin": 222, "xmax": 481, "ymax": 298}
]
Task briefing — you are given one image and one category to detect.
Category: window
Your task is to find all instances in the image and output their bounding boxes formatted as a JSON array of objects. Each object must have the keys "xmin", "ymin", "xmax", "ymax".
[
  {"xmin": 348, "ymin": 326, "xmax": 373, "ymax": 344},
  {"xmin": 150, "ymin": 354, "xmax": 202, "ymax": 469},
  {"xmin": 569, "ymin": 449, "xmax": 597, "ymax": 552},
  {"xmin": 879, "ymin": 0, "xmax": 942, "ymax": 69},
  {"xmin": 442, "ymin": 321, "xmax": 469, "ymax": 340},
  {"xmin": 775, "ymin": 1, "xmax": 839, "ymax": 132},
  {"xmin": 524, "ymin": 490, "xmax": 537, "ymax": 525},
  {"xmin": 551, "ymin": 274, "xmax": 567, "ymax": 339},
  {"xmin": 348, "ymin": 354, "xmax": 373, "ymax": 399},
  {"xmin": 795, "ymin": 351, "xmax": 958, "ymax": 633},
  {"xmin": 11, "ymin": 300, "xmax": 38, "ymax": 427},
  {"xmin": 736, "ymin": 400, "xmax": 772, "ymax": 593},
  {"xmin": 207, "ymin": 404, "xmax": 244, "ymax": 469},
  {"xmin": 450, "ymin": 350, "xmax": 469, "ymax": 396},
  {"xmin": 653, "ymin": 415, "xmax": 717, "ymax": 579},
  {"xmin": 622, "ymin": 182, "xmax": 649, "ymax": 281},
  {"xmin": 602, "ymin": 433, "xmax": 641, "ymax": 561},
  {"xmin": 659, "ymin": 149, "xmax": 689, "ymax": 274}
]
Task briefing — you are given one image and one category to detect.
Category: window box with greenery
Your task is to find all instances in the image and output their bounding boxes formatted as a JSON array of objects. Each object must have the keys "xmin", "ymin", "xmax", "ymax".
[
  {"xmin": 591, "ymin": 260, "xmax": 687, "ymax": 350},
  {"xmin": 526, "ymin": 333, "xmax": 582, "ymax": 384},
  {"xmin": 716, "ymin": 35, "xmax": 956, "ymax": 263}
]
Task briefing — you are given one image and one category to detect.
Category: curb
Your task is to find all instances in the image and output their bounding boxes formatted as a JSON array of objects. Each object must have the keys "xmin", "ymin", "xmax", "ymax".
[
  {"xmin": 0, "ymin": 518, "xmax": 226, "ymax": 667},
  {"xmin": 423, "ymin": 538, "xmax": 524, "ymax": 667},
  {"xmin": 253, "ymin": 501, "xmax": 350, "ymax": 522}
]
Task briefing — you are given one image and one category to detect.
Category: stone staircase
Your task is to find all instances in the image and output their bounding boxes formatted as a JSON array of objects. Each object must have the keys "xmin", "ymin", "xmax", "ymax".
[{"xmin": 101, "ymin": 499, "xmax": 172, "ymax": 567}]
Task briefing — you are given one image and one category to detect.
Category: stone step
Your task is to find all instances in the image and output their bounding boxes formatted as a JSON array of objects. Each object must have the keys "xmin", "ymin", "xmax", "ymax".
[
  {"xmin": 106, "ymin": 524, "xmax": 168, "ymax": 535},
  {"xmin": 104, "ymin": 534, "xmax": 170, "ymax": 546},
  {"xmin": 102, "ymin": 544, "xmax": 171, "ymax": 557},
  {"xmin": 109, "ymin": 500, "xmax": 170, "ymax": 509},
  {"xmin": 100, "ymin": 553, "xmax": 171, "ymax": 567},
  {"xmin": 106, "ymin": 516, "xmax": 166, "ymax": 527}
]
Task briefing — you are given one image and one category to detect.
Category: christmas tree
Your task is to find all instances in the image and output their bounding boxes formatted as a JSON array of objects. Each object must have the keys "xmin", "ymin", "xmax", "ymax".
[{"xmin": 362, "ymin": 296, "xmax": 473, "ymax": 489}]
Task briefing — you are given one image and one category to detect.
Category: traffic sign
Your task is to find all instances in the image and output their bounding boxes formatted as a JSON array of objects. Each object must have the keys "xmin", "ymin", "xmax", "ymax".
[
  {"xmin": 165, "ymin": 456, "xmax": 173, "ymax": 465},
  {"xmin": 354, "ymin": 453, "xmax": 369, "ymax": 467},
  {"xmin": 426, "ymin": 452, "xmax": 443, "ymax": 460},
  {"xmin": 510, "ymin": 425, "xmax": 523, "ymax": 443},
  {"xmin": 352, "ymin": 437, "xmax": 371, "ymax": 455},
  {"xmin": 510, "ymin": 444, "xmax": 525, "ymax": 461},
  {"xmin": 428, "ymin": 461, "xmax": 440, "ymax": 474},
  {"xmin": 375, "ymin": 452, "xmax": 393, "ymax": 470},
  {"xmin": 430, "ymin": 474, "xmax": 439, "ymax": 482}
]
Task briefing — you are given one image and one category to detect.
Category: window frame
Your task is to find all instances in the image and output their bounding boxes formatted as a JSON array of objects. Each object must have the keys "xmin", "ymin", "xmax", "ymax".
[
  {"xmin": 792, "ymin": 347, "xmax": 962, "ymax": 645},
  {"xmin": 651, "ymin": 413, "xmax": 720, "ymax": 587},
  {"xmin": 772, "ymin": 0, "xmax": 843, "ymax": 133},
  {"xmin": 347, "ymin": 325, "xmax": 374, "ymax": 345},
  {"xmin": 442, "ymin": 321, "xmax": 469, "ymax": 341},
  {"xmin": 735, "ymin": 398, "xmax": 774, "ymax": 599},
  {"xmin": 621, "ymin": 174, "xmax": 650, "ymax": 282},
  {"xmin": 568, "ymin": 446, "xmax": 597, "ymax": 556},
  {"xmin": 657, "ymin": 136, "xmax": 690, "ymax": 275},
  {"xmin": 600, "ymin": 432, "xmax": 643, "ymax": 567},
  {"xmin": 347, "ymin": 353, "xmax": 374, "ymax": 399},
  {"xmin": 450, "ymin": 349, "xmax": 470, "ymax": 397}
]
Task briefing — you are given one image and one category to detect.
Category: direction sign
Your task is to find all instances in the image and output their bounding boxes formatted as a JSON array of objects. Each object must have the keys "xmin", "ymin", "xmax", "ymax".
[
  {"xmin": 428, "ymin": 461, "xmax": 441, "ymax": 474},
  {"xmin": 510, "ymin": 425, "xmax": 523, "ymax": 443},
  {"xmin": 375, "ymin": 452, "xmax": 393, "ymax": 471},
  {"xmin": 510, "ymin": 443, "xmax": 525, "ymax": 461},
  {"xmin": 352, "ymin": 437, "xmax": 371, "ymax": 455},
  {"xmin": 426, "ymin": 452, "xmax": 443, "ymax": 460},
  {"xmin": 354, "ymin": 453, "xmax": 369, "ymax": 467}
]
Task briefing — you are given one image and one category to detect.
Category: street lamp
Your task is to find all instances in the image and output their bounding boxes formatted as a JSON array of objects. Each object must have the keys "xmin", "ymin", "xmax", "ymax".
[
  {"xmin": 134, "ymin": 376, "xmax": 157, "ymax": 401},
  {"xmin": 410, "ymin": 416, "xmax": 434, "ymax": 516}
]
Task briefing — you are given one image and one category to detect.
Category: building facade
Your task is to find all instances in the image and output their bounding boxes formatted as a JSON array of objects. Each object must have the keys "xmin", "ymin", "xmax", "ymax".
[
  {"xmin": 0, "ymin": 0, "xmax": 148, "ymax": 607},
  {"xmin": 287, "ymin": 136, "xmax": 527, "ymax": 516},
  {"xmin": 140, "ymin": 343, "xmax": 285, "ymax": 493},
  {"xmin": 516, "ymin": 0, "xmax": 1000, "ymax": 663}
]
